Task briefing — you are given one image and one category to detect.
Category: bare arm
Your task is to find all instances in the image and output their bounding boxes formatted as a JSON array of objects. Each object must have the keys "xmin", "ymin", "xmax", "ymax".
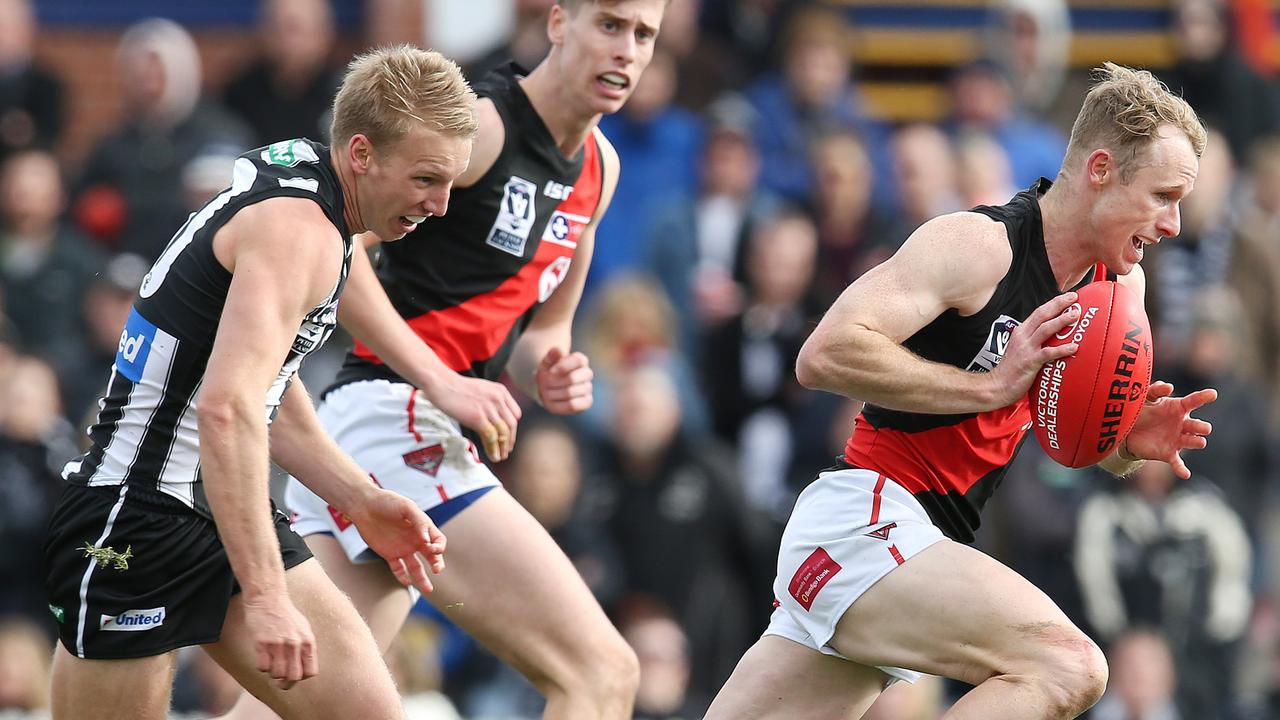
[
  {"xmin": 199, "ymin": 197, "xmax": 343, "ymax": 687},
  {"xmin": 508, "ymin": 130, "xmax": 620, "ymax": 414},
  {"xmin": 796, "ymin": 212, "xmax": 1081, "ymax": 414}
]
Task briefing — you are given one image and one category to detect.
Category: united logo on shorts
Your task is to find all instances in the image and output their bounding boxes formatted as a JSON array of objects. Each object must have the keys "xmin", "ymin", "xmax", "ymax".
[
  {"xmin": 788, "ymin": 547, "xmax": 843, "ymax": 611},
  {"xmin": 403, "ymin": 444, "xmax": 445, "ymax": 476}
]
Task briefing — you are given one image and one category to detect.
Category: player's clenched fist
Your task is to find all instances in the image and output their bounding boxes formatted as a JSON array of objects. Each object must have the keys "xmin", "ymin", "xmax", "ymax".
[{"xmin": 536, "ymin": 346, "xmax": 594, "ymax": 414}]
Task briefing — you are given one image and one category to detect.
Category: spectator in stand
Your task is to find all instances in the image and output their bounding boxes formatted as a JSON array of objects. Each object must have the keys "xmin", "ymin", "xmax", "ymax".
[
  {"xmin": 981, "ymin": 0, "xmax": 1077, "ymax": 130},
  {"xmin": 0, "ymin": 356, "xmax": 75, "ymax": 625},
  {"xmin": 58, "ymin": 252, "xmax": 148, "ymax": 428},
  {"xmin": 1143, "ymin": 129, "xmax": 1238, "ymax": 373},
  {"xmin": 0, "ymin": 0, "xmax": 64, "ymax": 159},
  {"xmin": 807, "ymin": 129, "xmax": 896, "ymax": 308},
  {"xmin": 702, "ymin": 211, "xmax": 832, "ymax": 518},
  {"xmin": 1092, "ymin": 629, "xmax": 1182, "ymax": 720},
  {"xmin": 464, "ymin": 0, "xmax": 554, "ymax": 79},
  {"xmin": 1173, "ymin": 287, "xmax": 1279, "ymax": 551},
  {"xmin": 1161, "ymin": 0, "xmax": 1280, "ymax": 163},
  {"xmin": 222, "ymin": 0, "xmax": 343, "ymax": 146},
  {"xmin": 591, "ymin": 48, "xmax": 703, "ymax": 295},
  {"xmin": 942, "ymin": 59, "xmax": 1068, "ymax": 189},
  {"xmin": 646, "ymin": 95, "xmax": 783, "ymax": 358},
  {"xmin": 1076, "ymin": 462, "xmax": 1252, "ymax": 720},
  {"xmin": 883, "ymin": 123, "xmax": 963, "ymax": 244},
  {"xmin": 1232, "ymin": 136, "xmax": 1280, "ymax": 427},
  {"xmin": 579, "ymin": 275, "xmax": 710, "ymax": 439},
  {"xmin": 616, "ymin": 596, "xmax": 697, "ymax": 720},
  {"xmin": 954, "ymin": 130, "xmax": 1017, "ymax": 209},
  {"xmin": 0, "ymin": 617, "xmax": 52, "ymax": 713},
  {"xmin": 743, "ymin": 5, "xmax": 892, "ymax": 208},
  {"xmin": 591, "ymin": 361, "xmax": 772, "ymax": 714},
  {"xmin": 73, "ymin": 18, "xmax": 252, "ymax": 259},
  {"xmin": 0, "ymin": 148, "xmax": 101, "ymax": 361}
]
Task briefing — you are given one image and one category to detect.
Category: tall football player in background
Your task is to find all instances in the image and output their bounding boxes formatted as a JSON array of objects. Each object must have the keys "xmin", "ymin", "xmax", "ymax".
[{"xmin": 224, "ymin": 1, "xmax": 668, "ymax": 719}]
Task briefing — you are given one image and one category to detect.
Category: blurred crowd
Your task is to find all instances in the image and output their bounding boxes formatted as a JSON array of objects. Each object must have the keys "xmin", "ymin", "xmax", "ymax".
[{"xmin": 2, "ymin": 0, "xmax": 1280, "ymax": 717}]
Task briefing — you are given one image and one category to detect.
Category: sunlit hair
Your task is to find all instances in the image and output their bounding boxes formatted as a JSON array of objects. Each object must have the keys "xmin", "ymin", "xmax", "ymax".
[
  {"xmin": 330, "ymin": 45, "xmax": 477, "ymax": 152},
  {"xmin": 1063, "ymin": 62, "xmax": 1206, "ymax": 182},
  {"xmin": 555, "ymin": 0, "xmax": 671, "ymax": 13}
]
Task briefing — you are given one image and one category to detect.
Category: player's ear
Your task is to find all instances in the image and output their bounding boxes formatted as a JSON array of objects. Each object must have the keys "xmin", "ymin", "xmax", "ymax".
[
  {"xmin": 1085, "ymin": 149, "xmax": 1113, "ymax": 188},
  {"xmin": 348, "ymin": 134, "xmax": 375, "ymax": 176},
  {"xmin": 547, "ymin": 2, "xmax": 568, "ymax": 46}
]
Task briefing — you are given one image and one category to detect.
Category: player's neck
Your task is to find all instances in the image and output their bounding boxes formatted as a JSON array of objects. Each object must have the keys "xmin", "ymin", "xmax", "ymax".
[
  {"xmin": 520, "ymin": 60, "xmax": 600, "ymax": 159},
  {"xmin": 331, "ymin": 145, "xmax": 366, "ymax": 234},
  {"xmin": 1039, "ymin": 179, "xmax": 1095, "ymax": 290}
]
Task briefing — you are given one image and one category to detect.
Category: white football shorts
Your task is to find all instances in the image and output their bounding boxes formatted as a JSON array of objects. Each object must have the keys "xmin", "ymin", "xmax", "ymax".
[
  {"xmin": 286, "ymin": 379, "xmax": 501, "ymax": 563},
  {"xmin": 766, "ymin": 466, "xmax": 946, "ymax": 684}
]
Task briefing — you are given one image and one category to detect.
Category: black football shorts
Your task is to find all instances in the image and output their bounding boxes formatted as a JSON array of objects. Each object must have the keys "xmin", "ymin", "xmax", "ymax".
[{"xmin": 44, "ymin": 482, "xmax": 312, "ymax": 659}]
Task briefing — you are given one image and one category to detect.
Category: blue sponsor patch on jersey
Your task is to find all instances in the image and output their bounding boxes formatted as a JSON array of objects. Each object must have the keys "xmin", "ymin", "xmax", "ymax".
[{"xmin": 116, "ymin": 308, "xmax": 157, "ymax": 383}]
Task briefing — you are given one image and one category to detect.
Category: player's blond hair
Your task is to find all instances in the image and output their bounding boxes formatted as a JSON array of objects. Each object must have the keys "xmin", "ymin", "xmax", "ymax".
[
  {"xmin": 1063, "ymin": 62, "xmax": 1206, "ymax": 182},
  {"xmin": 330, "ymin": 45, "xmax": 477, "ymax": 152}
]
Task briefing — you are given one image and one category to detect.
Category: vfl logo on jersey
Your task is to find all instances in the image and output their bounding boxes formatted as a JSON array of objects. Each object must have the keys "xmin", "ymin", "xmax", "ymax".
[
  {"xmin": 116, "ymin": 308, "xmax": 158, "ymax": 383},
  {"xmin": 539, "ymin": 256, "xmax": 573, "ymax": 303},
  {"xmin": 966, "ymin": 315, "xmax": 1021, "ymax": 372},
  {"xmin": 261, "ymin": 139, "xmax": 319, "ymax": 167},
  {"xmin": 404, "ymin": 444, "xmax": 445, "ymax": 477},
  {"xmin": 100, "ymin": 607, "xmax": 165, "ymax": 631},
  {"xmin": 486, "ymin": 176, "xmax": 538, "ymax": 256}
]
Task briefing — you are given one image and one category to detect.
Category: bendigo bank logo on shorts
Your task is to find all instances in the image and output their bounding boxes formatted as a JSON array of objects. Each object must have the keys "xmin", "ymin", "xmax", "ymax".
[
  {"xmin": 788, "ymin": 547, "xmax": 843, "ymax": 611},
  {"xmin": 100, "ymin": 607, "xmax": 166, "ymax": 631},
  {"xmin": 966, "ymin": 315, "xmax": 1021, "ymax": 372}
]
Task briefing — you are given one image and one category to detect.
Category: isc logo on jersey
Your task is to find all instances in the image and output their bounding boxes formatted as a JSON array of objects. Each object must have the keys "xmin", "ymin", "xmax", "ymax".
[
  {"xmin": 100, "ymin": 607, "xmax": 166, "ymax": 631},
  {"xmin": 966, "ymin": 315, "xmax": 1021, "ymax": 372},
  {"xmin": 116, "ymin": 308, "xmax": 159, "ymax": 383},
  {"xmin": 487, "ymin": 176, "xmax": 538, "ymax": 256}
]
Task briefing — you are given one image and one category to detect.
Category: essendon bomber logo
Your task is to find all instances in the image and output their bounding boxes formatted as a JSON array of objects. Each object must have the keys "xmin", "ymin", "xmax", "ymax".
[
  {"xmin": 404, "ymin": 444, "xmax": 445, "ymax": 477},
  {"xmin": 486, "ymin": 176, "xmax": 538, "ymax": 256},
  {"xmin": 966, "ymin": 315, "xmax": 1020, "ymax": 372}
]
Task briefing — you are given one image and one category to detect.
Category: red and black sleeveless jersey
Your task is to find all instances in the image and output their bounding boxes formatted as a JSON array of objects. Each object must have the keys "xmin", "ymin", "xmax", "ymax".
[
  {"xmin": 335, "ymin": 63, "xmax": 607, "ymax": 387},
  {"xmin": 843, "ymin": 178, "xmax": 1115, "ymax": 543}
]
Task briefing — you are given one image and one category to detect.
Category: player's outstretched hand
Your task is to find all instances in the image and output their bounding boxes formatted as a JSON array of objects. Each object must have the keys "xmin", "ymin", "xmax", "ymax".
[
  {"xmin": 241, "ymin": 592, "xmax": 318, "ymax": 691},
  {"xmin": 424, "ymin": 374, "xmax": 522, "ymax": 461},
  {"xmin": 1121, "ymin": 381, "xmax": 1217, "ymax": 479},
  {"xmin": 987, "ymin": 292, "xmax": 1081, "ymax": 408},
  {"xmin": 351, "ymin": 490, "xmax": 447, "ymax": 593},
  {"xmin": 536, "ymin": 346, "xmax": 593, "ymax": 414}
]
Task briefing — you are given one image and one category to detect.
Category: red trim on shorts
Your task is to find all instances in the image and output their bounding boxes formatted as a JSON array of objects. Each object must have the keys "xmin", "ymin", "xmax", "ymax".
[
  {"xmin": 870, "ymin": 474, "xmax": 887, "ymax": 525},
  {"xmin": 406, "ymin": 391, "xmax": 423, "ymax": 443},
  {"xmin": 889, "ymin": 544, "xmax": 905, "ymax": 566},
  {"xmin": 436, "ymin": 484, "xmax": 449, "ymax": 502}
]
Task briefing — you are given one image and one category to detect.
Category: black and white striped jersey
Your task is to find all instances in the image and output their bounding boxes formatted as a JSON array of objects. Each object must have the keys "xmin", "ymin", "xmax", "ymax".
[{"xmin": 63, "ymin": 138, "xmax": 353, "ymax": 519}]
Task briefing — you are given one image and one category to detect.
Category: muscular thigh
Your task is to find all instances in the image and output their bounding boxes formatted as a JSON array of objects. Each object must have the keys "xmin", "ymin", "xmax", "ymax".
[
  {"xmin": 203, "ymin": 559, "xmax": 401, "ymax": 720},
  {"xmin": 51, "ymin": 644, "xmax": 177, "ymax": 720},
  {"xmin": 418, "ymin": 488, "xmax": 616, "ymax": 678},
  {"xmin": 831, "ymin": 539, "xmax": 1086, "ymax": 685}
]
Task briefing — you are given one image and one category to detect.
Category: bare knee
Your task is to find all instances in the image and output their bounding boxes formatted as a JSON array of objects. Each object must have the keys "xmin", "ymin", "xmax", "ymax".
[
  {"xmin": 536, "ymin": 629, "xmax": 640, "ymax": 707},
  {"xmin": 1030, "ymin": 632, "xmax": 1109, "ymax": 716}
]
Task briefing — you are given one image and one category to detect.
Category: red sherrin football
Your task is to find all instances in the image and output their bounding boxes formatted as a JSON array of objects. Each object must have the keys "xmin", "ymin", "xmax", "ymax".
[{"xmin": 1028, "ymin": 281, "xmax": 1153, "ymax": 468}]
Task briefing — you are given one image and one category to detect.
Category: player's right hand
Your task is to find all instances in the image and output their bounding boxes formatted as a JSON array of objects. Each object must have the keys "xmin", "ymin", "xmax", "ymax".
[
  {"xmin": 242, "ymin": 593, "xmax": 318, "ymax": 690},
  {"xmin": 987, "ymin": 292, "xmax": 1081, "ymax": 408},
  {"xmin": 424, "ymin": 374, "xmax": 522, "ymax": 461}
]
